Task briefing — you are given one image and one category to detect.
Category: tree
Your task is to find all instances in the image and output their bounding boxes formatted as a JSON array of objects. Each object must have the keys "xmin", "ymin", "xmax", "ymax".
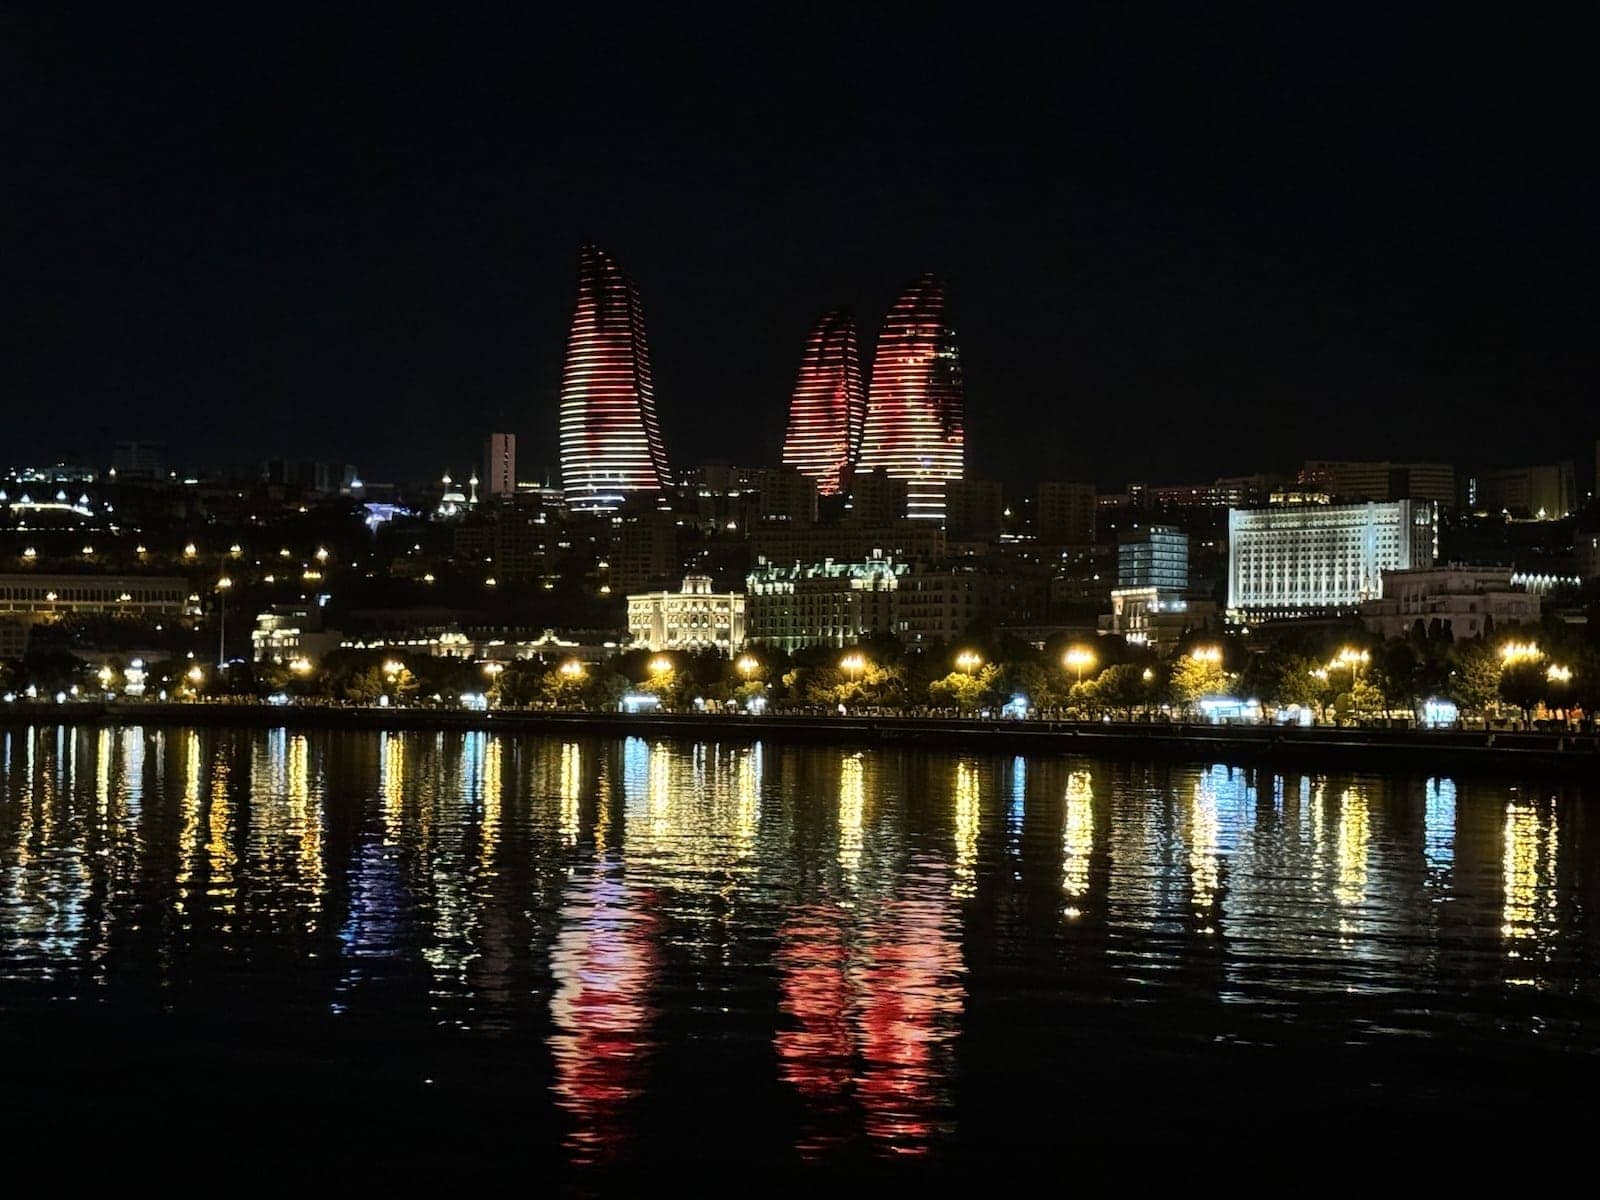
[
  {"xmin": 1499, "ymin": 659, "xmax": 1545, "ymax": 723},
  {"xmin": 1169, "ymin": 655, "xmax": 1232, "ymax": 713},
  {"xmin": 1447, "ymin": 641, "xmax": 1502, "ymax": 717},
  {"xmin": 928, "ymin": 664, "xmax": 1001, "ymax": 712},
  {"xmin": 1094, "ymin": 663, "xmax": 1153, "ymax": 718}
]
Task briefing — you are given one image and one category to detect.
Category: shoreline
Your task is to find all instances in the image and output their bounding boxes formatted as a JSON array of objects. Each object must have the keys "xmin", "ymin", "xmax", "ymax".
[{"xmin": 2, "ymin": 701, "xmax": 1598, "ymax": 779}]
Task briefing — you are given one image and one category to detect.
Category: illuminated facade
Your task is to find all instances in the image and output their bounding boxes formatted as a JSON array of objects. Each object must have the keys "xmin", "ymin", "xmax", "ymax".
[
  {"xmin": 626, "ymin": 574, "xmax": 746, "ymax": 656},
  {"xmin": 857, "ymin": 276, "xmax": 964, "ymax": 521},
  {"xmin": 781, "ymin": 310, "xmax": 865, "ymax": 496},
  {"xmin": 558, "ymin": 245, "xmax": 669, "ymax": 514},
  {"xmin": 1227, "ymin": 499, "xmax": 1438, "ymax": 620}
]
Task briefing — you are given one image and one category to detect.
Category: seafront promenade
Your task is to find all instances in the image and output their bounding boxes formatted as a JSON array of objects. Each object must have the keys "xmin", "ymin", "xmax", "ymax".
[{"xmin": 3, "ymin": 701, "xmax": 1597, "ymax": 778}]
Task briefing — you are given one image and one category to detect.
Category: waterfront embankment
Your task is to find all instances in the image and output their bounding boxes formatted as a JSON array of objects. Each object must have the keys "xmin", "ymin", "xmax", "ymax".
[{"xmin": 3, "ymin": 701, "xmax": 1598, "ymax": 778}]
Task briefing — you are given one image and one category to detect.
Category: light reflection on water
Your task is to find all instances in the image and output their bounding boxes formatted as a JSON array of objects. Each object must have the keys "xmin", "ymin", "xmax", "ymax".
[{"xmin": 1, "ymin": 724, "xmax": 1598, "ymax": 1166}]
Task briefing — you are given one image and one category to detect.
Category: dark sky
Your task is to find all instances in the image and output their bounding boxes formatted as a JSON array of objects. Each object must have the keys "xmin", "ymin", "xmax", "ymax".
[{"xmin": 5, "ymin": 6, "xmax": 1594, "ymax": 489}]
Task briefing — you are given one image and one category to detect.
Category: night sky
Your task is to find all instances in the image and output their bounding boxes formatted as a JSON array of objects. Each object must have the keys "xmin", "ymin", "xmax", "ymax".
[{"xmin": 6, "ymin": 7, "xmax": 1594, "ymax": 489}]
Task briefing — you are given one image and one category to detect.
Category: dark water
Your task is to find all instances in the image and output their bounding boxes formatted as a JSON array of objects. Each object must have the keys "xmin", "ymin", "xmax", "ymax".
[{"xmin": 2, "ymin": 724, "xmax": 1597, "ymax": 1181}]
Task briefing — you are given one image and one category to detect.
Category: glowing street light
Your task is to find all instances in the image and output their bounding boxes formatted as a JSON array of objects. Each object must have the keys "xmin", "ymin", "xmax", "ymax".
[
  {"xmin": 183, "ymin": 542, "xmax": 198, "ymax": 559},
  {"xmin": 1062, "ymin": 645, "xmax": 1096, "ymax": 686},
  {"xmin": 559, "ymin": 660, "xmax": 586, "ymax": 680},
  {"xmin": 383, "ymin": 659, "xmax": 405, "ymax": 679},
  {"xmin": 1500, "ymin": 641, "xmax": 1542, "ymax": 665},
  {"xmin": 482, "ymin": 661, "xmax": 505, "ymax": 678},
  {"xmin": 289, "ymin": 657, "xmax": 313, "ymax": 675},
  {"xmin": 1547, "ymin": 663, "xmax": 1572, "ymax": 684},
  {"xmin": 186, "ymin": 665, "xmax": 205, "ymax": 685},
  {"xmin": 1189, "ymin": 645, "xmax": 1223, "ymax": 665},
  {"xmin": 315, "ymin": 546, "xmax": 330, "ymax": 564},
  {"xmin": 649, "ymin": 655, "xmax": 673, "ymax": 676},
  {"xmin": 955, "ymin": 650, "xmax": 983, "ymax": 675},
  {"xmin": 840, "ymin": 652, "xmax": 867, "ymax": 683},
  {"xmin": 98, "ymin": 665, "xmax": 115, "ymax": 688},
  {"xmin": 735, "ymin": 654, "xmax": 760, "ymax": 680}
]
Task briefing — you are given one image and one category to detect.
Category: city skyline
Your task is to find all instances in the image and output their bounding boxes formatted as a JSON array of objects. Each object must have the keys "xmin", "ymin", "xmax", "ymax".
[{"xmin": 6, "ymin": 9, "xmax": 1594, "ymax": 488}]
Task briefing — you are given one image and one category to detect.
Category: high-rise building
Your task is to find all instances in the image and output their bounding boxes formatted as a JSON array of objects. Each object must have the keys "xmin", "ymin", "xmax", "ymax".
[
  {"xmin": 558, "ymin": 245, "xmax": 669, "ymax": 514},
  {"xmin": 780, "ymin": 310, "xmax": 865, "ymax": 496},
  {"xmin": 1468, "ymin": 462, "xmax": 1576, "ymax": 520},
  {"xmin": 844, "ymin": 467, "xmax": 908, "ymax": 526},
  {"xmin": 112, "ymin": 441, "xmax": 166, "ymax": 480},
  {"xmin": 856, "ymin": 275, "xmax": 964, "ymax": 521},
  {"xmin": 1227, "ymin": 499, "xmax": 1438, "ymax": 620},
  {"xmin": 1299, "ymin": 461, "xmax": 1456, "ymax": 508},
  {"xmin": 1118, "ymin": 524, "xmax": 1188, "ymax": 592},
  {"xmin": 1036, "ymin": 482, "xmax": 1096, "ymax": 544},
  {"xmin": 483, "ymin": 433, "xmax": 516, "ymax": 499},
  {"xmin": 943, "ymin": 478, "xmax": 1003, "ymax": 541}
]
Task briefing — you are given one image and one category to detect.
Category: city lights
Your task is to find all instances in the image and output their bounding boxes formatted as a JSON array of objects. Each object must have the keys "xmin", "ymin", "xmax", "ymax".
[
  {"xmin": 1547, "ymin": 663, "xmax": 1572, "ymax": 684},
  {"xmin": 1062, "ymin": 646, "xmax": 1096, "ymax": 685},
  {"xmin": 1500, "ymin": 641, "xmax": 1543, "ymax": 665},
  {"xmin": 1189, "ymin": 645, "xmax": 1223, "ymax": 664},
  {"xmin": 955, "ymin": 650, "xmax": 983, "ymax": 674},
  {"xmin": 649, "ymin": 655, "xmax": 673, "ymax": 675},
  {"xmin": 482, "ymin": 662, "xmax": 505, "ymax": 677},
  {"xmin": 840, "ymin": 652, "xmax": 867, "ymax": 682},
  {"xmin": 559, "ymin": 660, "xmax": 586, "ymax": 679},
  {"xmin": 780, "ymin": 309, "xmax": 865, "ymax": 496},
  {"xmin": 736, "ymin": 654, "xmax": 760, "ymax": 679},
  {"xmin": 383, "ymin": 659, "xmax": 405, "ymax": 678},
  {"xmin": 289, "ymin": 657, "xmax": 313, "ymax": 675}
]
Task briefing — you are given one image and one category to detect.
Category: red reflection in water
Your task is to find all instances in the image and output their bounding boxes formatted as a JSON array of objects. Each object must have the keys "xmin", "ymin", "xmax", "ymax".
[
  {"xmin": 852, "ymin": 879, "xmax": 964, "ymax": 1155},
  {"xmin": 774, "ymin": 870, "xmax": 965, "ymax": 1158},
  {"xmin": 775, "ymin": 905, "xmax": 854, "ymax": 1156},
  {"xmin": 548, "ymin": 866, "xmax": 658, "ymax": 1166}
]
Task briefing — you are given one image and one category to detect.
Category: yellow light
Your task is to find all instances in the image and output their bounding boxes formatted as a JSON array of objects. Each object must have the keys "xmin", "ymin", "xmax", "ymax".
[
  {"xmin": 45, "ymin": 591, "xmax": 57, "ymax": 602},
  {"xmin": 279, "ymin": 548, "xmax": 292, "ymax": 559},
  {"xmin": 1142, "ymin": 668, "xmax": 1154, "ymax": 682},
  {"xmin": 1333, "ymin": 646, "xmax": 1370, "ymax": 668},
  {"xmin": 98, "ymin": 666, "xmax": 114, "ymax": 685},
  {"xmin": 81, "ymin": 545, "xmax": 94, "ymax": 556},
  {"xmin": 1547, "ymin": 663, "xmax": 1572, "ymax": 684},
  {"xmin": 229, "ymin": 543, "xmax": 242, "ymax": 556},
  {"xmin": 482, "ymin": 661, "xmax": 505, "ymax": 676},
  {"xmin": 1500, "ymin": 641, "xmax": 1542, "ymax": 665},
  {"xmin": 383, "ymin": 659, "xmax": 404, "ymax": 677},
  {"xmin": 1189, "ymin": 645, "xmax": 1222, "ymax": 664},
  {"xmin": 22, "ymin": 547, "xmax": 37, "ymax": 559},
  {"xmin": 649, "ymin": 655, "xmax": 673, "ymax": 675},
  {"xmin": 422, "ymin": 573, "xmax": 436, "ymax": 583},
  {"xmin": 736, "ymin": 654, "xmax": 760, "ymax": 678},
  {"xmin": 559, "ymin": 660, "xmax": 585, "ymax": 679},
  {"xmin": 484, "ymin": 576, "xmax": 497, "ymax": 587},
  {"xmin": 186, "ymin": 665, "xmax": 204, "ymax": 684},
  {"xmin": 216, "ymin": 576, "xmax": 233, "ymax": 591},
  {"xmin": 840, "ymin": 652, "xmax": 866, "ymax": 675},
  {"xmin": 955, "ymin": 650, "xmax": 983, "ymax": 673},
  {"xmin": 1062, "ymin": 646, "xmax": 1096, "ymax": 683},
  {"xmin": 289, "ymin": 657, "xmax": 313, "ymax": 675},
  {"xmin": 183, "ymin": 542, "xmax": 197, "ymax": 558},
  {"xmin": 315, "ymin": 547, "xmax": 329, "ymax": 563},
  {"xmin": 135, "ymin": 544, "xmax": 147, "ymax": 555}
]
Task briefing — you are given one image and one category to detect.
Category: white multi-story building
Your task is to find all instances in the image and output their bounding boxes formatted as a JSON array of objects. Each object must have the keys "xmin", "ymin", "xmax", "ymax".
[
  {"xmin": 1227, "ymin": 499, "xmax": 1437, "ymax": 621},
  {"xmin": 1359, "ymin": 566, "xmax": 1538, "ymax": 640},
  {"xmin": 745, "ymin": 556, "xmax": 905, "ymax": 652},
  {"xmin": 627, "ymin": 574, "xmax": 745, "ymax": 656}
]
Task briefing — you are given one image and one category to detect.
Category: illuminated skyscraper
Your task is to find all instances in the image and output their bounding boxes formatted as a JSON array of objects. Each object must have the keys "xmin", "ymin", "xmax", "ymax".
[
  {"xmin": 781, "ymin": 310, "xmax": 865, "ymax": 496},
  {"xmin": 857, "ymin": 275, "xmax": 964, "ymax": 521},
  {"xmin": 558, "ymin": 245, "xmax": 670, "ymax": 514}
]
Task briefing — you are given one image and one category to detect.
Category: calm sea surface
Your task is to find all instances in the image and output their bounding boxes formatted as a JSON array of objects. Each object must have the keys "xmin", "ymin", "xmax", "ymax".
[{"xmin": 1, "ymin": 724, "xmax": 1596, "ymax": 1180}]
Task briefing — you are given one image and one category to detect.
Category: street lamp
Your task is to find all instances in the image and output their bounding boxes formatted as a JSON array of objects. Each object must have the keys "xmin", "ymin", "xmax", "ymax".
[
  {"xmin": 1547, "ymin": 663, "xmax": 1572, "ymax": 684},
  {"xmin": 955, "ymin": 650, "xmax": 983, "ymax": 675},
  {"xmin": 736, "ymin": 654, "xmax": 760, "ymax": 680},
  {"xmin": 289, "ymin": 657, "xmax": 313, "ymax": 675},
  {"xmin": 1189, "ymin": 645, "xmax": 1223, "ymax": 665},
  {"xmin": 559, "ymin": 659, "xmax": 586, "ymax": 680},
  {"xmin": 215, "ymin": 576, "xmax": 233, "ymax": 667},
  {"xmin": 1062, "ymin": 646, "xmax": 1095, "ymax": 686},
  {"xmin": 840, "ymin": 652, "xmax": 866, "ymax": 683},
  {"xmin": 186, "ymin": 664, "xmax": 205, "ymax": 687},
  {"xmin": 649, "ymin": 655, "xmax": 673, "ymax": 676},
  {"xmin": 1500, "ymin": 641, "xmax": 1542, "ymax": 666}
]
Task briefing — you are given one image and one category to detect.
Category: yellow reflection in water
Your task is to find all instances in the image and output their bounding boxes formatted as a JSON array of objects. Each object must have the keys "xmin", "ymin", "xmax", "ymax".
[
  {"xmin": 648, "ymin": 741, "xmax": 672, "ymax": 840},
  {"xmin": 287, "ymin": 733, "xmax": 323, "ymax": 898},
  {"xmin": 838, "ymin": 754, "xmax": 864, "ymax": 876},
  {"xmin": 1502, "ymin": 798, "xmax": 1559, "ymax": 984},
  {"xmin": 560, "ymin": 741, "xmax": 582, "ymax": 846},
  {"xmin": 381, "ymin": 732, "xmax": 405, "ymax": 842},
  {"xmin": 480, "ymin": 736, "xmax": 503, "ymax": 871},
  {"xmin": 96, "ymin": 728, "xmax": 112, "ymax": 815},
  {"xmin": 1062, "ymin": 770, "xmax": 1093, "ymax": 913},
  {"xmin": 952, "ymin": 762, "xmax": 979, "ymax": 899},
  {"xmin": 1335, "ymin": 786, "xmax": 1370, "ymax": 907},
  {"xmin": 206, "ymin": 760, "xmax": 235, "ymax": 914},
  {"xmin": 1189, "ymin": 772, "xmax": 1219, "ymax": 921},
  {"xmin": 176, "ymin": 732, "xmax": 203, "ymax": 901},
  {"xmin": 734, "ymin": 744, "xmax": 762, "ymax": 855}
]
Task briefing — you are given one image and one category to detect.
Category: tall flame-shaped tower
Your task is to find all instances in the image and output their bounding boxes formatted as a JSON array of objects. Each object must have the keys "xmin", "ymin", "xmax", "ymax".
[
  {"xmin": 558, "ymin": 245, "xmax": 670, "ymax": 514},
  {"xmin": 856, "ymin": 275, "xmax": 964, "ymax": 521},
  {"xmin": 780, "ymin": 309, "xmax": 866, "ymax": 496}
]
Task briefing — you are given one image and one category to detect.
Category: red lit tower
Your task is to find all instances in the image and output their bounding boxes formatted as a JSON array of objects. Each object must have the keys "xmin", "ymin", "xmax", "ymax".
[
  {"xmin": 780, "ymin": 310, "xmax": 866, "ymax": 496},
  {"xmin": 856, "ymin": 275, "xmax": 964, "ymax": 521},
  {"xmin": 559, "ymin": 245, "xmax": 670, "ymax": 514}
]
